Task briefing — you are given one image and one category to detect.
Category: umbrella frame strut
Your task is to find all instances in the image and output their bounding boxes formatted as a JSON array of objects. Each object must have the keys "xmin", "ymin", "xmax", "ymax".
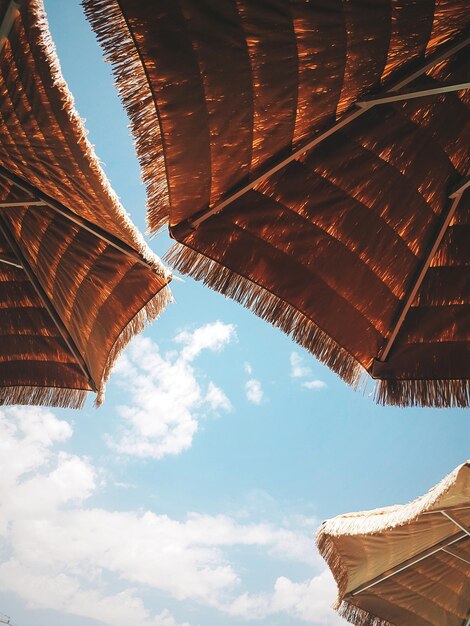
[
  {"xmin": 0, "ymin": 212, "xmax": 98, "ymax": 392},
  {"xmin": 346, "ymin": 509, "xmax": 470, "ymax": 598},
  {"xmin": 377, "ymin": 178, "xmax": 468, "ymax": 362},
  {"xmin": 0, "ymin": 0, "xmax": 21, "ymax": 54},
  {"xmin": 0, "ymin": 165, "xmax": 168, "ymax": 278},
  {"xmin": 176, "ymin": 34, "xmax": 470, "ymax": 233},
  {"xmin": 356, "ymin": 81, "xmax": 470, "ymax": 107}
]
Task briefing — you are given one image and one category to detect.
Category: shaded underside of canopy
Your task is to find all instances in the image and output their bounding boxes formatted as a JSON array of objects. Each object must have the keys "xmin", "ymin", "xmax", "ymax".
[
  {"xmin": 84, "ymin": 0, "xmax": 469, "ymax": 407},
  {"xmin": 0, "ymin": 0, "xmax": 171, "ymax": 408},
  {"xmin": 316, "ymin": 461, "xmax": 470, "ymax": 626}
]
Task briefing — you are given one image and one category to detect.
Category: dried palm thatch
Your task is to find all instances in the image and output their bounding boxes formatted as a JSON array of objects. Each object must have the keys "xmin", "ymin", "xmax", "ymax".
[
  {"xmin": 316, "ymin": 461, "xmax": 470, "ymax": 626},
  {"xmin": 0, "ymin": 0, "xmax": 172, "ymax": 409},
  {"xmin": 84, "ymin": 0, "xmax": 469, "ymax": 407}
]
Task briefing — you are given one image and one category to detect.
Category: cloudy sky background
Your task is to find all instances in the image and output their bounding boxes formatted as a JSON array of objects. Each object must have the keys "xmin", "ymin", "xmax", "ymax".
[{"xmin": 1, "ymin": 2, "xmax": 469, "ymax": 626}]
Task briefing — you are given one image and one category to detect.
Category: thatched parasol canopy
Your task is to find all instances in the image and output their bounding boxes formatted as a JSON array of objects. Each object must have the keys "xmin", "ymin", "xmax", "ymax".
[
  {"xmin": 316, "ymin": 461, "xmax": 470, "ymax": 626},
  {"xmin": 0, "ymin": 0, "xmax": 172, "ymax": 409},
  {"xmin": 84, "ymin": 0, "xmax": 469, "ymax": 407}
]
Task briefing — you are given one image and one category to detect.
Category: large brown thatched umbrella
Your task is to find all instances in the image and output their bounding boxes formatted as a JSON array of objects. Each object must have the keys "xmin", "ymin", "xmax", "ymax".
[
  {"xmin": 316, "ymin": 461, "xmax": 470, "ymax": 626},
  {"xmin": 84, "ymin": 0, "xmax": 469, "ymax": 408},
  {"xmin": 0, "ymin": 0, "xmax": 172, "ymax": 409}
]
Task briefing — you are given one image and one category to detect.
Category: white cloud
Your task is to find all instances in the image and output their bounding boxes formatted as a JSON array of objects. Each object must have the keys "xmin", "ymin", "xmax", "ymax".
[
  {"xmin": 0, "ymin": 407, "xmax": 340, "ymax": 626},
  {"xmin": 245, "ymin": 379, "xmax": 264, "ymax": 405},
  {"xmin": 108, "ymin": 323, "xmax": 235, "ymax": 459},
  {"xmin": 302, "ymin": 380, "xmax": 327, "ymax": 390},
  {"xmin": 290, "ymin": 352, "xmax": 311, "ymax": 378},
  {"xmin": 175, "ymin": 321, "xmax": 236, "ymax": 361},
  {"xmin": 290, "ymin": 353, "xmax": 326, "ymax": 391},
  {"xmin": 226, "ymin": 571, "xmax": 343, "ymax": 624},
  {"xmin": 244, "ymin": 362, "xmax": 253, "ymax": 375}
]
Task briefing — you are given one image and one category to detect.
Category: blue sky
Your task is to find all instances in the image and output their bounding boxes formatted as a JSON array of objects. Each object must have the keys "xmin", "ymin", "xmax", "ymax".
[{"xmin": 0, "ymin": 2, "xmax": 468, "ymax": 626}]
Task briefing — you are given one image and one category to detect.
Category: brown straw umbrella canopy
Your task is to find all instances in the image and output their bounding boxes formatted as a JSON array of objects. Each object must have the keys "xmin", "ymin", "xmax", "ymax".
[
  {"xmin": 0, "ymin": 0, "xmax": 172, "ymax": 409},
  {"xmin": 316, "ymin": 461, "xmax": 470, "ymax": 626},
  {"xmin": 84, "ymin": 0, "xmax": 469, "ymax": 407}
]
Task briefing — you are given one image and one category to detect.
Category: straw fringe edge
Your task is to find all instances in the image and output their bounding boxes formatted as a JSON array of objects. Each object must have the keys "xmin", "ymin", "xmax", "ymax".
[
  {"xmin": 315, "ymin": 532, "xmax": 349, "ymax": 603},
  {"xmin": 316, "ymin": 460, "xmax": 467, "ymax": 539},
  {"xmin": 0, "ymin": 385, "xmax": 86, "ymax": 409},
  {"xmin": 81, "ymin": 0, "xmax": 170, "ymax": 234},
  {"xmin": 374, "ymin": 378, "xmax": 470, "ymax": 408},
  {"xmin": 337, "ymin": 601, "xmax": 396, "ymax": 626},
  {"xmin": 95, "ymin": 283, "xmax": 173, "ymax": 406},
  {"xmin": 166, "ymin": 243, "xmax": 366, "ymax": 387},
  {"xmin": 31, "ymin": 0, "xmax": 166, "ymax": 273}
]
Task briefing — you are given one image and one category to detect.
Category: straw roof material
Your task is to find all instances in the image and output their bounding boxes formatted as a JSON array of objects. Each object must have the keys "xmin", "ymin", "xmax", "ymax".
[
  {"xmin": 0, "ymin": 0, "xmax": 172, "ymax": 408},
  {"xmin": 84, "ymin": 0, "xmax": 469, "ymax": 407},
  {"xmin": 316, "ymin": 461, "xmax": 470, "ymax": 626}
]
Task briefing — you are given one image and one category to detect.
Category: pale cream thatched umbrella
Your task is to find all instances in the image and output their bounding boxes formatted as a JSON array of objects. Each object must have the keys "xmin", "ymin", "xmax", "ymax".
[{"xmin": 317, "ymin": 461, "xmax": 470, "ymax": 626}]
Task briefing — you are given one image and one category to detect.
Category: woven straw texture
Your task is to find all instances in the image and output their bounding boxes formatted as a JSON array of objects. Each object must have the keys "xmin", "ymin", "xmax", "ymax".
[
  {"xmin": 84, "ymin": 0, "xmax": 469, "ymax": 407},
  {"xmin": 0, "ymin": 0, "xmax": 172, "ymax": 408},
  {"xmin": 317, "ymin": 461, "xmax": 470, "ymax": 626}
]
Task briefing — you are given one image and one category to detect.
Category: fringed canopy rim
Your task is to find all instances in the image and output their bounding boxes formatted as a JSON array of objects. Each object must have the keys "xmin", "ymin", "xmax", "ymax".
[
  {"xmin": 166, "ymin": 242, "xmax": 366, "ymax": 386},
  {"xmin": 34, "ymin": 0, "xmax": 168, "ymax": 274},
  {"xmin": 337, "ymin": 601, "xmax": 396, "ymax": 626},
  {"xmin": 81, "ymin": 0, "xmax": 170, "ymax": 234},
  {"xmin": 0, "ymin": 385, "xmax": 87, "ymax": 410},
  {"xmin": 374, "ymin": 378, "xmax": 470, "ymax": 408},
  {"xmin": 95, "ymin": 283, "xmax": 173, "ymax": 405},
  {"xmin": 316, "ymin": 461, "xmax": 468, "ymax": 539}
]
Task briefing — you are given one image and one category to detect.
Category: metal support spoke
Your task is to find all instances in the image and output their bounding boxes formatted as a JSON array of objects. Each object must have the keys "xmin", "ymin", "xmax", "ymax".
[
  {"xmin": 357, "ymin": 82, "xmax": 469, "ymax": 107},
  {"xmin": 441, "ymin": 548, "xmax": 470, "ymax": 567},
  {"xmin": 423, "ymin": 505, "xmax": 470, "ymax": 515},
  {"xmin": 171, "ymin": 34, "xmax": 470, "ymax": 234},
  {"xmin": 0, "ymin": 165, "xmax": 167, "ymax": 279},
  {"xmin": 0, "ymin": 200, "xmax": 45, "ymax": 208},
  {"xmin": 0, "ymin": 212, "xmax": 97, "ymax": 392},
  {"xmin": 347, "ymin": 531, "xmax": 467, "ymax": 597},
  {"xmin": 441, "ymin": 511, "xmax": 470, "ymax": 536},
  {"xmin": 0, "ymin": 0, "xmax": 21, "ymax": 54},
  {"xmin": 0, "ymin": 252, "xmax": 22, "ymax": 269},
  {"xmin": 378, "ymin": 178, "xmax": 467, "ymax": 362}
]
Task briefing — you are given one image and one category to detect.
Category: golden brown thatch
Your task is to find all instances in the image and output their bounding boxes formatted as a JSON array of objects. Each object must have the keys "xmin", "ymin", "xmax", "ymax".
[
  {"xmin": 316, "ymin": 461, "xmax": 470, "ymax": 626},
  {"xmin": 0, "ymin": 0, "xmax": 172, "ymax": 409},
  {"xmin": 84, "ymin": 0, "xmax": 469, "ymax": 407}
]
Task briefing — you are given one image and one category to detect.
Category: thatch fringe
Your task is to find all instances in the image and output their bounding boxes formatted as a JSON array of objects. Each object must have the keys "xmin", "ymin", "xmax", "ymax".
[
  {"xmin": 0, "ymin": 385, "xmax": 86, "ymax": 409},
  {"xmin": 32, "ymin": 0, "xmax": 167, "ymax": 273},
  {"xmin": 96, "ymin": 283, "xmax": 173, "ymax": 406},
  {"xmin": 81, "ymin": 0, "xmax": 170, "ymax": 234},
  {"xmin": 317, "ymin": 461, "xmax": 467, "ymax": 539},
  {"xmin": 166, "ymin": 243, "xmax": 366, "ymax": 387},
  {"xmin": 315, "ymin": 531, "xmax": 349, "ymax": 604},
  {"xmin": 337, "ymin": 601, "xmax": 395, "ymax": 626},
  {"xmin": 374, "ymin": 378, "xmax": 469, "ymax": 408}
]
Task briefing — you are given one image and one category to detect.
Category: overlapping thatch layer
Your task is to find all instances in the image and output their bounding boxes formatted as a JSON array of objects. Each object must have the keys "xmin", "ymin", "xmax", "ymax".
[
  {"xmin": 0, "ymin": 0, "xmax": 172, "ymax": 408},
  {"xmin": 85, "ymin": 0, "xmax": 469, "ymax": 407},
  {"xmin": 316, "ymin": 461, "xmax": 470, "ymax": 626}
]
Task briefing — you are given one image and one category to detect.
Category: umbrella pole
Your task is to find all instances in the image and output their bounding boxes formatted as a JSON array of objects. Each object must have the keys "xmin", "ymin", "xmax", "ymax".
[{"xmin": 0, "ymin": 213, "xmax": 98, "ymax": 393}]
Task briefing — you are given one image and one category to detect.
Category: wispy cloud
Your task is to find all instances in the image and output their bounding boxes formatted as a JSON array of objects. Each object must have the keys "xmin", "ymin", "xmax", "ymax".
[
  {"xmin": 290, "ymin": 352, "xmax": 326, "ymax": 391},
  {"xmin": 302, "ymin": 380, "xmax": 327, "ymax": 390},
  {"xmin": 107, "ymin": 322, "xmax": 235, "ymax": 459},
  {"xmin": 245, "ymin": 378, "xmax": 264, "ymax": 405},
  {"xmin": 0, "ymin": 407, "xmax": 340, "ymax": 626},
  {"xmin": 244, "ymin": 362, "xmax": 264, "ymax": 404}
]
